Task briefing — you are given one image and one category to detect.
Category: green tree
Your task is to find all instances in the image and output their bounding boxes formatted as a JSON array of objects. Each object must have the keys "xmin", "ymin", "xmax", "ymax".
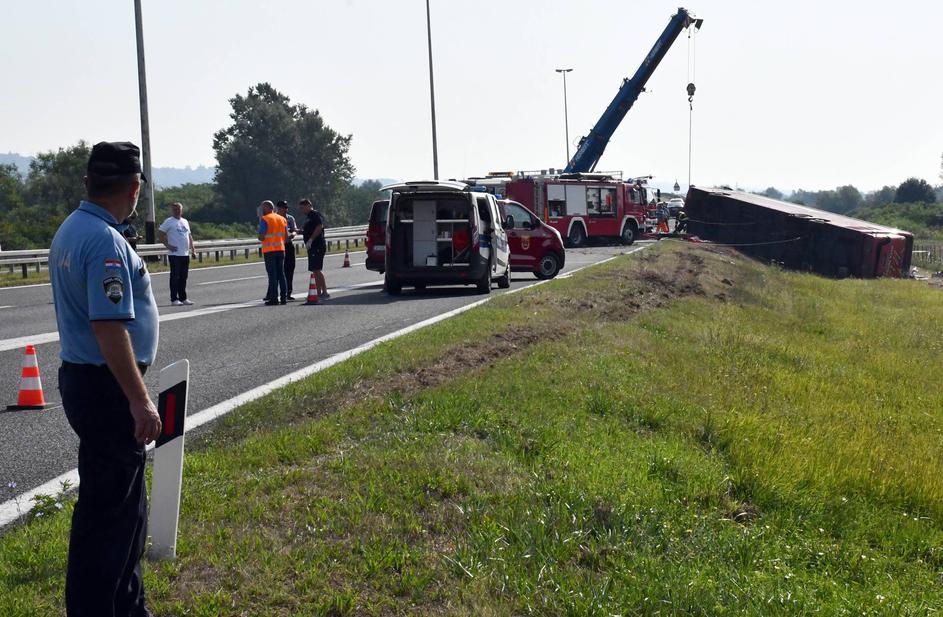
[
  {"xmin": 213, "ymin": 83, "xmax": 354, "ymax": 221},
  {"xmin": 0, "ymin": 164, "xmax": 25, "ymax": 214},
  {"xmin": 894, "ymin": 177, "xmax": 936, "ymax": 204},
  {"xmin": 25, "ymin": 141, "xmax": 91, "ymax": 215},
  {"xmin": 154, "ymin": 182, "xmax": 223, "ymax": 222},
  {"xmin": 760, "ymin": 187, "xmax": 783, "ymax": 200},
  {"xmin": 863, "ymin": 185, "xmax": 896, "ymax": 208},
  {"xmin": 817, "ymin": 185, "xmax": 862, "ymax": 214},
  {"xmin": 330, "ymin": 180, "xmax": 384, "ymax": 226}
]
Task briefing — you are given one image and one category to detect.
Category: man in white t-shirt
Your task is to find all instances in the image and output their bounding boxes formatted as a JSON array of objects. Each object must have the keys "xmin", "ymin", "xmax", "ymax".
[{"xmin": 158, "ymin": 202, "xmax": 195, "ymax": 305}]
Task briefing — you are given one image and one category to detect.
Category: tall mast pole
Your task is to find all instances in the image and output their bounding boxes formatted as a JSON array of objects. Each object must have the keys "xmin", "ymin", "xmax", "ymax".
[
  {"xmin": 425, "ymin": 0, "xmax": 439, "ymax": 180},
  {"xmin": 133, "ymin": 0, "xmax": 156, "ymax": 243}
]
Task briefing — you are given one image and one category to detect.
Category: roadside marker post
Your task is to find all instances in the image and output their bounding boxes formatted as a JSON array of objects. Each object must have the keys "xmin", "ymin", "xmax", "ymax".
[{"xmin": 148, "ymin": 359, "xmax": 189, "ymax": 560}]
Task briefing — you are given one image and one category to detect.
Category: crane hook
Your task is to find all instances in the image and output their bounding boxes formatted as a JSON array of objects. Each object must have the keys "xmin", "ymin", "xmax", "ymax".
[{"xmin": 686, "ymin": 82, "xmax": 696, "ymax": 102}]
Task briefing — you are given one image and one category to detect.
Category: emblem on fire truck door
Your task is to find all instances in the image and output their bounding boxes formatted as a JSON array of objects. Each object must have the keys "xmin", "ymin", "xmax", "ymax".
[{"xmin": 521, "ymin": 236, "xmax": 530, "ymax": 251}]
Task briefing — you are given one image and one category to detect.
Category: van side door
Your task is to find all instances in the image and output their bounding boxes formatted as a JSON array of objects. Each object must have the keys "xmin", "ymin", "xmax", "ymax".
[{"xmin": 488, "ymin": 195, "xmax": 510, "ymax": 270}]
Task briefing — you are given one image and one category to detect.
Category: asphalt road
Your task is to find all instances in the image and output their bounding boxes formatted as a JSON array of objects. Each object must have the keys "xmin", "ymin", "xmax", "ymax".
[{"xmin": 0, "ymin": 244, "xmax": 648, "ymax": 503}]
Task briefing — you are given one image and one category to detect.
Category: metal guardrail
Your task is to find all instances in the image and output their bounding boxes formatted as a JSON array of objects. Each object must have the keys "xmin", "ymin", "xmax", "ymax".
[
  {"xmin": 0, "ymin": 225, "xmax": 368, "ymax": 278},
  {"xmin": 912, "ymin": 242, "xmax": 942, "ymax": 269}
]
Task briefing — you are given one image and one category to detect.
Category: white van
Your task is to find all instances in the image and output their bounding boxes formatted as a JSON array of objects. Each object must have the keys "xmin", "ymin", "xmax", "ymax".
[{"xmin": 381, "ymin": 181, "xmax": 511, "ymax": 295}]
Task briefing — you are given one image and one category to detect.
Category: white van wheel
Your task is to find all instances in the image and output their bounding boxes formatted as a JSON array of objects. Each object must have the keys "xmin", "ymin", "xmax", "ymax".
[
  {"xmin": 476, "ymin": 269, "xmax": 492, "ymax": 294},
  {"xmin": 496, "ymin": 265, "xmax": 511, "ymax": 289},
  {"xmin": 385, "ymin": 274, "xmax": 401, "ymax": 296}
]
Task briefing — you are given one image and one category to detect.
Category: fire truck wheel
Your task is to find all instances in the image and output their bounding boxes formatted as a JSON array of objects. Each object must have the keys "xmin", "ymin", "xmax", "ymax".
[
  {"xmin": 496, "ymin": 265, "xmax": 511, "ymax": 289},
  {"xmin": 567, "ymin": 224, "xmax": 586, "ymax": 248},
  {"xmin": 620, "ymin": 224, "xmax": 636, "ymax": 246},
  {"xmin": 476, "ymin": 268, "xmax": 492, "ymax": 294},
  {"xmin": 535, "ymin": 253, "xmax": 561, "ymax": 279}
]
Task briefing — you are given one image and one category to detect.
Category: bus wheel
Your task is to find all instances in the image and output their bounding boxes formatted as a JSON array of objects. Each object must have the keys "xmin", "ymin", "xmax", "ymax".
[
  {"xmin": 620, "ymin": 224, "xmax": 636, "ymax": 246},
  {"xmin": 567, "ymin": 224, "xmax": 586, "ymax": 248}
]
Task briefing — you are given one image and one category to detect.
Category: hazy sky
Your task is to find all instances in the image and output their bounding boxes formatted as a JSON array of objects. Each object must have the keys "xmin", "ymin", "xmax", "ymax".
[{"xmin": 2, "ymin": 0, "xmax": 940, "ymax": 193}]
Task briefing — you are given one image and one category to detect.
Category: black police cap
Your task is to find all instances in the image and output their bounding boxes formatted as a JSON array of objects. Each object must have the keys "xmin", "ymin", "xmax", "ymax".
[
  {"xmin": 276, "ymin": 200, "xmax": 289, "ymax": 209},
  {"xmin": 87, "ymin": 141, "xmax": 147, "ymax": 182}
]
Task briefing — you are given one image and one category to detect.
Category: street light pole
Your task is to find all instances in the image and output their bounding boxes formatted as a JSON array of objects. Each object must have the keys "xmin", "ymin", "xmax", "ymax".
[
  {"xmin": 425, "ymin": 0, "xmax": 439, "ymax": 180},
  {"xmin": 133, "ymin": 0, "xmax": 156, "ymax": 244},
  {"xmin": 555, "ymin": 68, "xmax": 573, "ymax": 166}
]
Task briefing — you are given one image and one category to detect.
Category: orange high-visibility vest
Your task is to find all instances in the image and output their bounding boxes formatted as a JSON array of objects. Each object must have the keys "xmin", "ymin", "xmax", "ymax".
[{"xmin": 261, "ymin": 213, "xmax": 287, "ymax": 253}]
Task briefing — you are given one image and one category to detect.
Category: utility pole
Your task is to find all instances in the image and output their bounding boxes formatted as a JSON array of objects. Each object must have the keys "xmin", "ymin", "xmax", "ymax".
[
  {"xmin": 425, "ymin": 0, "xmax": 439, "ymax": 180},
  {"xmin": 134, "ymin": 0, "xmax": 156, "ymax": 243},
  {"xmin": 555, "ymin": 68, "xmax": 573, "ymax": 166}
]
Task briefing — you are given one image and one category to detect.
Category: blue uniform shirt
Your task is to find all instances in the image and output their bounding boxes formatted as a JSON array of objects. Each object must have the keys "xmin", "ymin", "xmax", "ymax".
[{"xmin": 50, "ymin": 201, "xmax": 159, "ymax": 365}]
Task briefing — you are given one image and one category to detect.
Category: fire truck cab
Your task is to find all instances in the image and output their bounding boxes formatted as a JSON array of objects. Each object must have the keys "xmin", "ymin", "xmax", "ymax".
[{"xmin": 503, "ymin": 172, "xmax": 651, "ymax": 247}]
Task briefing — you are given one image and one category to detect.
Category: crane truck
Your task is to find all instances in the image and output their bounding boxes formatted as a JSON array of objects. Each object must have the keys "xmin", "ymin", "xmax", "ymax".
[{"xmin": 472, "ymin": 8, "xmax": 703, "ymax": 247}]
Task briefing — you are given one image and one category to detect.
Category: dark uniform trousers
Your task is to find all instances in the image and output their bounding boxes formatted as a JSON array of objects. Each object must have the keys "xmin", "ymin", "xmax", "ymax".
[
  {"xmin": 284, "ymin": 240, "xmax": 296, "ymax": 295},
  {"xmin": 60, "ymin": 362, "xmax": 150, "ymax": 617},
  {"xmin": 168, "ymin": 255, "xmax": 190, "ymax": 302}
]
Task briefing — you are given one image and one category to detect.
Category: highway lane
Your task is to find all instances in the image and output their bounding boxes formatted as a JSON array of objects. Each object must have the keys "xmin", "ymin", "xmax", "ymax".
[{"xmin": 0, "ymin": 244, "xmax": 648, "ymax": 503}]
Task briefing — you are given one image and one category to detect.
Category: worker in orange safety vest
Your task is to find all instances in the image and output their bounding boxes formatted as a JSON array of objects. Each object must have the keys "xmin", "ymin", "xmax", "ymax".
[{"xmin": 258, "ymin": 200, "xmax": 289, "ymax": 305}]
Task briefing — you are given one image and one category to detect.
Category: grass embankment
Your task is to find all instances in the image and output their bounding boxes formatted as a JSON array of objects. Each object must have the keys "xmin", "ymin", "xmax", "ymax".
[{"xmin": 2, "ymin": 243, "xmax": 942, "ymax": 615}]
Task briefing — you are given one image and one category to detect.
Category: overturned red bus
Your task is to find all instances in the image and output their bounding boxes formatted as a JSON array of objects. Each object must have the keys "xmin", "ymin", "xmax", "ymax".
[{"xmin": 684, "ymin": 187, "xmax": 913, "ymax": 278}]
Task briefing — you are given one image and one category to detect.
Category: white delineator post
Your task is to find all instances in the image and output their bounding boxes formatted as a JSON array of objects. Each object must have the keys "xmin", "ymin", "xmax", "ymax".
[{"xmin": 148, "ymin": 359, "xmax": 189, "ymax": 560}]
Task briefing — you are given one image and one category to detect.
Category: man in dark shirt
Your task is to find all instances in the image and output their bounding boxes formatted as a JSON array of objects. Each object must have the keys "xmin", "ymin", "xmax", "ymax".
[
  {"xmin": 275, "ymin": 200, "xmax": 298, "ymax": 300},
  {"xmin": 300, "ymin": 198, "xmax": 328, "ymax": 300}
]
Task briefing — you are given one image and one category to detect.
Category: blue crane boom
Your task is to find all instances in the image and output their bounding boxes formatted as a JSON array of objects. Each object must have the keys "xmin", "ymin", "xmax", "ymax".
[{"xmin": 564, "ymin": 8, "xmax": 703, "ymax": 174}]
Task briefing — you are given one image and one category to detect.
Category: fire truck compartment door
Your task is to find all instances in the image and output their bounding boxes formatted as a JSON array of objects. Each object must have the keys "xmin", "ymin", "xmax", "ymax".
[{"xmin": 566, "ymin": 185, "xmax": 587, "ymax": 216}]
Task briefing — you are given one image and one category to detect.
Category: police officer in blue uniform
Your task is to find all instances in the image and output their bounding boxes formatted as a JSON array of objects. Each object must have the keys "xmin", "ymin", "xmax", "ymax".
[{"xmin": 50, "ymin": 141, "xmax": 162, "ymax": 617}]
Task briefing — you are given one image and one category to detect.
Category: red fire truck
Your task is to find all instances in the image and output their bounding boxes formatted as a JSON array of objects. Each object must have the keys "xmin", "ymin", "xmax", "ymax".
[{"xmin": 500, "ymin": 172, "xmax": 653, "ymax": 247}]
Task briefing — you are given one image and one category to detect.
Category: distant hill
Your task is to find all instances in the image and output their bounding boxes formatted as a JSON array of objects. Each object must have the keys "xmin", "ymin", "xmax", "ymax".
[
  {"xmin": 0, "ymin": 151, "xmax": 215, "ymax": 187},
  {"xmin": 0, "ymin": 152, "xmax": 33, "ymax": 175},
  {"xmin": 151, "ymin": 165, "xmax": 215, "ymax": 187},
  {"xmin": 1, "ymin": 152, "xmax": 395, "ymax": 190}
]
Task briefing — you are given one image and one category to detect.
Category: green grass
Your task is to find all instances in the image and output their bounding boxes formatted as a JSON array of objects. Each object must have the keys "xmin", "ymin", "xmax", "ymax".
[{"xmin": 2, "ymin": 243, "xmax": 942, "ymax": 615}]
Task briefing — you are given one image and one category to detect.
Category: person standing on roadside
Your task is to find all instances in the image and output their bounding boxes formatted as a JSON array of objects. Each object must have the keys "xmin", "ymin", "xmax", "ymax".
[
  {"xmin": 675, "ymin": 209, "xmax": 689, "ymax": 235},
  {"xmin": 300, "ymin": 198, "xmax": 328, "ymax": 300},
  {"xmin": 49, "ymin": 141, "xmax": 162, "ymax": 617},
  {"xmin": 275, "ymin": 200, "xmax": 298, "ymax": 300},
  {"xmin": 121, "ymin": 211, "xmax": 142, "ymax": 250},
  {"xmin": 259, "ymin": 200, "xmax": 288, "ymax": 305},
  {"xmin": 158, "ymin": 202, "xmax": 195, "ymax": 306}
]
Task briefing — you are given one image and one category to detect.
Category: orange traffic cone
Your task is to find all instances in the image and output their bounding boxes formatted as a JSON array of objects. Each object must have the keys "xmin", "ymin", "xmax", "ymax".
[
  {"xmin": 303, "ymin": 273, "xmax": 320, "ymax": 305},
  {"xmin": 342, "ymin": 250, "xmax": 350, "ymax": 268},
  {"xmin": 7, "ymin": 345, "xmax": 48, "ymax": 411}
]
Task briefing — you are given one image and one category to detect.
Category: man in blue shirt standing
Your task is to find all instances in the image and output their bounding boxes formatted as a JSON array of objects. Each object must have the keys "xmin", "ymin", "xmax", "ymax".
[{"xmin": 49, "ymin": 141, "xmax": 162, "ymax": 617}]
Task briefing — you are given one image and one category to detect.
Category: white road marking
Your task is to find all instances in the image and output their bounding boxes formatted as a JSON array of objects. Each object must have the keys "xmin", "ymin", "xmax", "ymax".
[
  {"xmin": 0, "ymin": 246, "xmax": 652, "ymax": 528},
  {"xmin": 0, "ymin": 331, "xmax": 61, "ymax": 352},
  {"xmin": 0, "ymin": 250, "xmax": 368, "ymax": 292},
  {"xmin": 0, "ymin": 305, "xmax": 13, "ymax": 310},
  {"xmin": 197, "ymin": 275, "xmax": 266, "ymax": 286},
  {"xmin": 0, "ymin": 280, "xmax": 383, "ymax": 352}
]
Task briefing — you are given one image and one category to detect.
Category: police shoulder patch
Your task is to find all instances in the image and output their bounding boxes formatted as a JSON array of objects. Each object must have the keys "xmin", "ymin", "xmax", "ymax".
[{"xmin": 103, "ymin": 276, "xmax": 124, "ymax": 304}]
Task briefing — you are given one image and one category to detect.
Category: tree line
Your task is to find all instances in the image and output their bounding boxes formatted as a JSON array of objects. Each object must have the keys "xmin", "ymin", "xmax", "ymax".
[
  {"xmin": 2, "ymin": 81, "xmax": 941, "ymax": 249},
  {"xmin": 0, "ymin": 83, "xmax": 386, "ymax": 250},
  {"xmin": 750, "ymin": 165, "xmax": 943, "ymax": 240}
]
